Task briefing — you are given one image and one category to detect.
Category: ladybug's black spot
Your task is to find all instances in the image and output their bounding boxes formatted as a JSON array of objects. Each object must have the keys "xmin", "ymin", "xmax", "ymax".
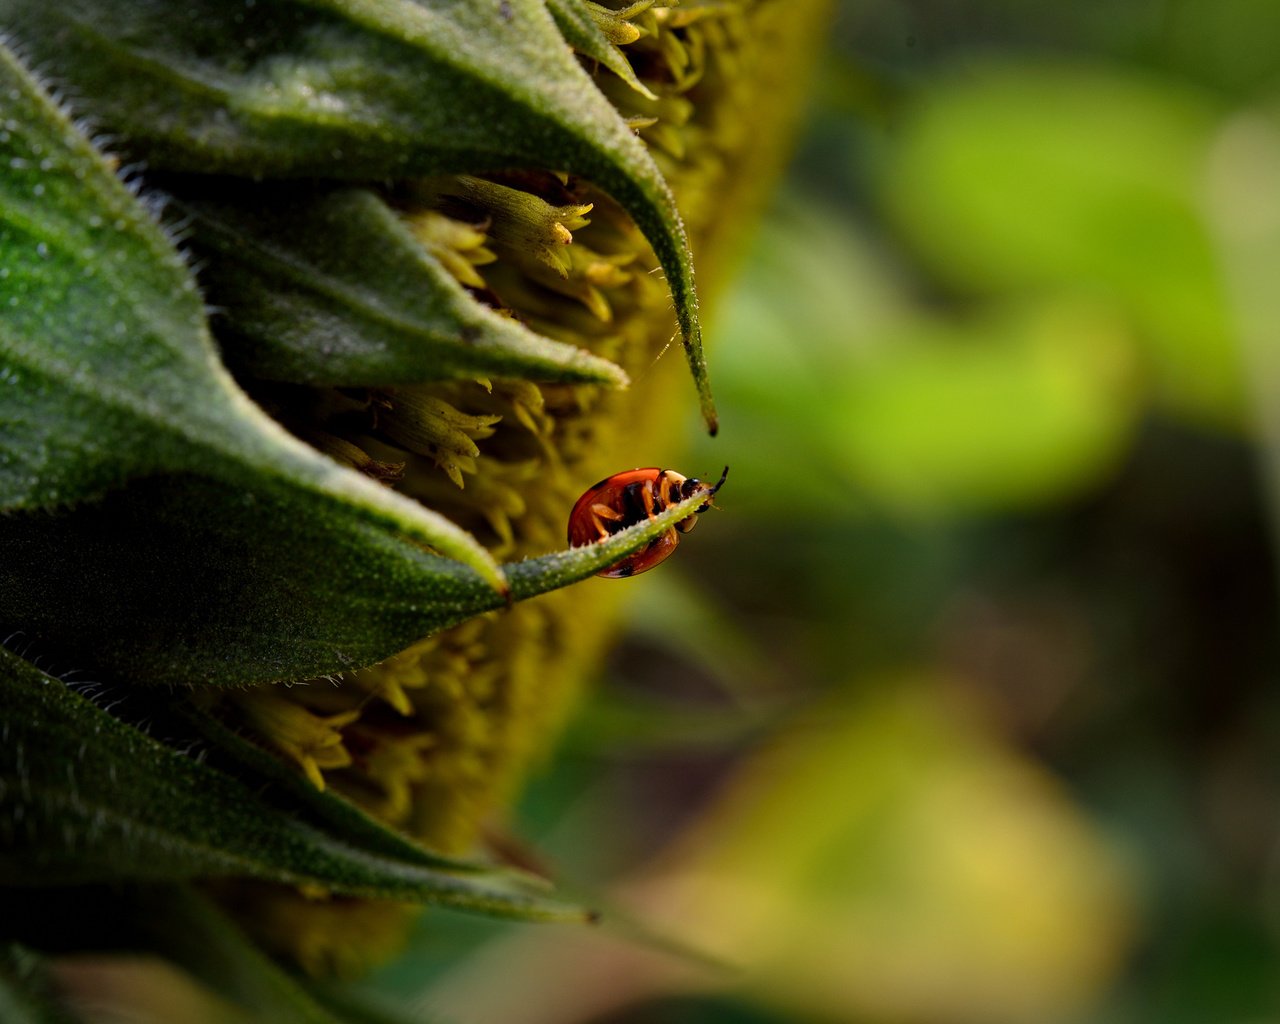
[{"xmin": 617, "ymin": 563, "xmax": 635, "ymax": 578}]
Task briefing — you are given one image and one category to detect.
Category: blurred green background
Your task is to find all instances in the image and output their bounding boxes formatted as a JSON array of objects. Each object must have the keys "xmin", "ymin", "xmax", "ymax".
[{"xmin": 366, "ymin": 2, "xmax": 1280, "ymax": 1022}]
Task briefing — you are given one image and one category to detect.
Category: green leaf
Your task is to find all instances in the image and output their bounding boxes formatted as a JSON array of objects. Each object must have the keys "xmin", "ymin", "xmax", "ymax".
[
  {"xmin": 0, "ymin": 946, "xmax": 79, "ymax": 1024},
  {"xmin": 881, "ymin": 62, "xmax": 1239, "ymax": 426},
  {"xmin": 0, "ymin": 647, "xmax": 588, "ymax": 923},
  {"xmin": 546, "ymin": 0, "xmax": 658, "ymax": 102},
  {"xmin": 825, "ymin": 303, "xmax": 1140, "ymax": 513},
  {"xmin": 2, "ymin": 887, "xmax": 381, "ymax": 1023},
  {"xmin": 166, "ymin": 697, "xmax": 496, "ymax": 877},
  {"xmin": 132, "ymin": 889, "xmax": 348, "ymax": 1024},
  {"xmin": 1, "ymin": 474, "xmax": 724, "ymax": 685},
  {"xmin": 5, "ymin": 0, "xmax": 716, "ymax": 431},
  {"xmin": 696, "ymin": 199, "xmax": 1140, "ymax": 516},
  {"xmin": 0, "ymin": 37, "xmax": 504, "ymax": 592},
  {"xmin": 177, "ymin": 184, "xmax": 629, "ymax": 388}
]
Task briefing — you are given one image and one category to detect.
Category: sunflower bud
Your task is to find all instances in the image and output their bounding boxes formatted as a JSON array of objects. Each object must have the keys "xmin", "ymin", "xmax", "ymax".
[{"xmin": 0, "ymin": 0, "xmax": 829, "ymax": 1002}]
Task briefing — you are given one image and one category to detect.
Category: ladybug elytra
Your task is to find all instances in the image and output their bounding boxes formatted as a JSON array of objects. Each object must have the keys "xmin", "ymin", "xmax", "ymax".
[{"xmin": 567, "ymin": 466, "xmax": 729, "ymax": 578}]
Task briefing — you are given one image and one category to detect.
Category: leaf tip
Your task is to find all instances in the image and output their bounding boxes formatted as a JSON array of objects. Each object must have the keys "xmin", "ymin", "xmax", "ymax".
[
  {"xmin": 482, "ymin": 562, "xmax": 512, "ymax": 600},
  {"xmin": 610, "ymin": 365, "xmax": 632, "ymax": 389},
  {"xmin": 676, "ymin": 318, "xmax": 717, "ymax": 435}
]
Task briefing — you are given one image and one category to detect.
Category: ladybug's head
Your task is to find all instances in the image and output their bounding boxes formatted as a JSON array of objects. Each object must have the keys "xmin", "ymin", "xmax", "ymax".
[{"xmin": 679, "ymin": 465, "xmax": 729, "ymax": 500}]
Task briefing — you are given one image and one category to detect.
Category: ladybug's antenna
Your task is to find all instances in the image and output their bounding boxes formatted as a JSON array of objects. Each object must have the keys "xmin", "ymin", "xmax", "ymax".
[{"xmin": 709, "ymin": 466, "xmax": 729, "ymax": 494}]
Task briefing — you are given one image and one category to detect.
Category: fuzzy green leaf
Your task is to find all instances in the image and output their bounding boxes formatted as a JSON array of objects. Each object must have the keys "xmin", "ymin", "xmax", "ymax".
[
  {"xmin": 1, "ymin": 475, "xmax": 723, "ymax": 685},
  {"xmin": 167, "ymin": 697, "xmax": 498, "ymax": 877},
  {"xmin": 178, "ymin": 184, "xmax": 629, "ymax": 388},
  {"xmin": 0, "ymin": 38, "xmax": 504, "ymax": 592},
  {"xmin": 4, "ymin": 0, "xmax": 716, "ymax": 431},
  {"xmin": 0, "ymin": 647, "xmax": 588, "ymax": 923}
]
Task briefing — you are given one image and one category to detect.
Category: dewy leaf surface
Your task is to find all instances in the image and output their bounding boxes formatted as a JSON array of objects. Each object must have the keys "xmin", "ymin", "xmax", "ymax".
[
  {"xmin": 3, "ymin": 0, "xmax": 717, "ymax": 430},
  {"xmin": 0, "ymin": 647, "xmax": 588, "ymax": 923},
  {"xmin": 177, "ymin": 184, "xmax": 629, "ymax": 387},
  {"xmin": 0, "ymin": 38, "xmax": 503, "ymax": 591},
  {"xmin": 1, "ymin": 475, "xmax": 721, "ymax": 685}
]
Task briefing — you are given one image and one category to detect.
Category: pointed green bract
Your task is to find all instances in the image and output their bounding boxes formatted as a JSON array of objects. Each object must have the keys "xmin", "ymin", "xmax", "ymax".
[
  {"xmin": 1, "ymin": 476, "xmax": 722, "ymax": 685},
  {"xmin": 4, "ymin": 0, "xmax": 715, "ymax": 429},
  {"xmin": 0, "ymin": 647, "xmax": 587, "ymax": 923},
  {"xmin": 0, "ymin": 39, "xmax": 504, "ymax": 591},
  {"xmin": 546, "ymin": 0, "xmax": 658, "ymax": 101},
  {"xmin": 178, "ymin": 185, "xmax": 629, "ymax": 387},
  {"xmin": 167, "ymin": 697, "xmax": 505, "ymax": 877}
]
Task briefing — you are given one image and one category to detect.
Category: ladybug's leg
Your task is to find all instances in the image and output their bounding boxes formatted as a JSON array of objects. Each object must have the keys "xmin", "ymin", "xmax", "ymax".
[
  {"xmin": 589, "ymin": 502, "xmax": 625, "ymax": 541},
  {"xmin": 665, "ymin": 475, "xmax": 701, "ymax": 533},
  {"xmin": 619, "ymin": 481, "xmax": 650, "ymax": 522},
  {"xmin": 658, "ymin": 474, "xmax": 682, "ymax": 510}
]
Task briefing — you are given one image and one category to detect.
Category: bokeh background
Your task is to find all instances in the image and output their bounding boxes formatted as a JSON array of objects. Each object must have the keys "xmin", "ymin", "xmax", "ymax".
[{"xmin": 367, "ymin": 3, "xmax": 1280, "ymax": 1021}]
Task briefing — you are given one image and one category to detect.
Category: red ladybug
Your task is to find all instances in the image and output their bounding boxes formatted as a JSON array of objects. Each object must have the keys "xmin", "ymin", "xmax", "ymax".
[{"xmin": 567, "ymin": 466, "xmax": 729, "ymax": 578}]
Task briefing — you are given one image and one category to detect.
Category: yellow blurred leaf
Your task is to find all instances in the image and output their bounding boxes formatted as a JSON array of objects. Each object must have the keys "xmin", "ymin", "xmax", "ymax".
[{"xmin": 649, "ymin": 677, "xmax": 1136, "ymax": 1024}]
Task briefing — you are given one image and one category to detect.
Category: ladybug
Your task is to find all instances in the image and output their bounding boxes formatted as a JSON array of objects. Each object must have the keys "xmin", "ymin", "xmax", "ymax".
[{"xmin": 568, "ymin": 466, "xmax": 729, "ymax": 578}]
